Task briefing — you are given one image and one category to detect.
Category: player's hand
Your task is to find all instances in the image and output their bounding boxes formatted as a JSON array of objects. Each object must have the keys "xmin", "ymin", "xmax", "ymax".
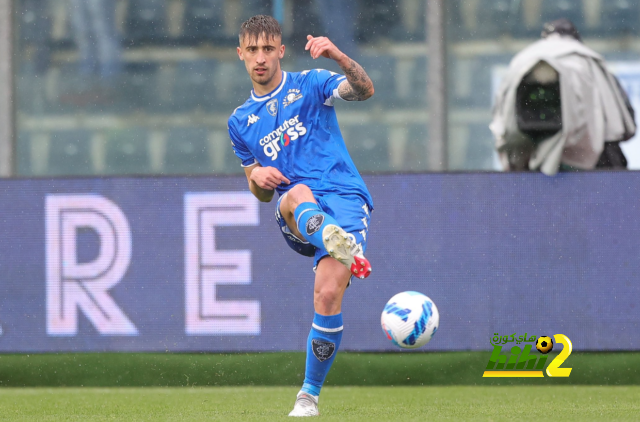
[
  {"xmin": 250, "ymin": 166, "xmax": 290, "ymax": 190},
  {"xmin": 305, "ymin": 35, "xmax": 345, "ymax": 61}
]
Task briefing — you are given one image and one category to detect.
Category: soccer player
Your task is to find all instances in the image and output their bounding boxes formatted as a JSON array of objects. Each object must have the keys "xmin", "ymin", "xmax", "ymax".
[{"xmin": 228, "ymin": 15, "xmax": 375, "ymax": 417}]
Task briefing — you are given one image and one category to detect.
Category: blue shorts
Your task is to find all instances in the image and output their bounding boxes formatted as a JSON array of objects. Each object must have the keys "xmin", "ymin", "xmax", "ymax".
[{"xmin": 275, "ymin": 192, "xmax": 371, "ymax": 269}]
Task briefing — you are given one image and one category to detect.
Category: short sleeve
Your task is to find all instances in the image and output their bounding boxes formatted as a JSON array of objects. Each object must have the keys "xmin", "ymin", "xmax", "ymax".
[
  {"xmin": 307, "ymin": 69, "xmax": 347, "ymax": 106},
  {"xmin": 228, "ymin": 122, "xmax": 257, "ymax": 167}
]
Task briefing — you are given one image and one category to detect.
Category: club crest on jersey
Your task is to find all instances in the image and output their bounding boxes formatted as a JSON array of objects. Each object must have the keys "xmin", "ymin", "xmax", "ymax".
[
  {"xmin": 259, "ymin": 115, "xmax": 308, "ymax": 161},
  {"xmin": 283, "ymin": 89, "xmax": 303, "ymax": 107},
  {"xmin": 312, "ymin": 339, "xmax": 335, "ymax": 362},
  {"xmin": 266, "ymin": 98, "xmax": 278, "ymax": 116}
]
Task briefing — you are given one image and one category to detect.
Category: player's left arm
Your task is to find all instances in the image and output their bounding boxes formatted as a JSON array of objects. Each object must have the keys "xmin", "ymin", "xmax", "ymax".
[{"xmin": 305, "ymin": 35, "xmax": 374, "ymax": 101}]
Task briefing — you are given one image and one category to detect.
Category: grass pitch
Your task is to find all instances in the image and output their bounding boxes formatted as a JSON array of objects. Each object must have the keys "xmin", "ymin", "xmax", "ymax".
[{"xmin": 0, "ymin": 386, "xmax": 637, "ymax": 421}]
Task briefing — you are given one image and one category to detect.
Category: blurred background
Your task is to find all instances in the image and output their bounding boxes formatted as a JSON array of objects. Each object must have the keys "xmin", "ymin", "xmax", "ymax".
[
  {"xmin": 1, "ymin": 2, "xmax": 640, "ymax": 406},
  {"xmin": 12, "ymin": 0, "xmax": 640, "ymax": 178}
]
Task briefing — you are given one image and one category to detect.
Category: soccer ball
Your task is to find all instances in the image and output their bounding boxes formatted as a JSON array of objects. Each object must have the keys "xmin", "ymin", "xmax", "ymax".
[
  {"xmin": 536, "ymin": 336, "xmax": 554, "ymax": 354},
  {"xmin": 381, "ymin": 291, "xmax": 439, "ymax": 349}
]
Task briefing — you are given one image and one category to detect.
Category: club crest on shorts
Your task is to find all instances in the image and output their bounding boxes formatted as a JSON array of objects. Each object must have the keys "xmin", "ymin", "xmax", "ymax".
[
  {"xmin": 312, "ymin": 339, "xmax": 335, "ymax": 362},
  {"xmin": 266, "ymin": 98, "xmax": 278, "ymax": 116},
  {"xmin": 305, "ymin": 214, "xmax": 324, "ymax": 235}
]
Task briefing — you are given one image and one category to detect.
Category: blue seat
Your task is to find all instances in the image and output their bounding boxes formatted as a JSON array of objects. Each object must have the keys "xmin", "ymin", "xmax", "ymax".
[
  {"xmin": 540, "ymin": 0, "xmax": 584, "ymax": 31},
  {"xmin": 393, "ymin": 56, "xmax": 427, "ymax": 108},
  {"xmin": 104, "ymin": 129, "xmax": 151, "ymax": 175},
  {"xmin": 16, "ymin": 131, "xmax": 34, "ymax": 176},
  {"xmin": 238, "ymin": 0, "xmax": 271, "ymax": 22},
  {"xmin": 125, "ymin": 0, "xmax": 167, "ymax": 45},
  {"xmin": 404, "ymin": 124, "xmax": 429, "ymax": 171},
  {"xmin": 355, "ymin": 0, "xmax": 400, "ymax": 43},
  {"xmin": 453, "ymin": 0, "xmax": 522, "ymax": 39},
  {"xmin": 478, "ymin": 0, "xmax": 520, "ymax": 38},
  {"xmin": 47, "ymin": 130, "xmax": 94, "ymax": 176},
  {"xmin": 211, "ymin": 60, "xmax": 252, "ymax": 111},
  {"xmin": 119, "ymin": 63, "xmax": 161, "ymax": 112},
  {"xmin": 182, "ymin": 0, "xmax": 227, "ymax": 45},
  {"xmin": 600, "ymin": 0, "xmax": 640, "ymax": 36},
  {"xmin": 342, "ymin": 123, "xmax": 390, "ymax": 173},
  {"xmin": 171, "ymin": 60, "xmax": 217, "ymax": 112},
  {"xmin": 450, "ymin": 54, "xmax": 512, "ymax": 109},
  {"xmin": 465, "ymin": 123, "xmax": 496, "ymax": 170},
  {"xmin": 164, "ymin": 127, "xmax": 211, "ymax": 174},
  {"xmin": 389, "ymin": 1, "xmax": 425, "ymax": 41},
  {"xmin": 321, "ymin": 54, "xmax": 395, "ymax": 109}
]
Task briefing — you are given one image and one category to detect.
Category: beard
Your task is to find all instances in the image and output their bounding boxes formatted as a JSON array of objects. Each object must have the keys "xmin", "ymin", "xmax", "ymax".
[{"xmin": 251, "ymin": 67, "xmax": 277, "ymax": 86}]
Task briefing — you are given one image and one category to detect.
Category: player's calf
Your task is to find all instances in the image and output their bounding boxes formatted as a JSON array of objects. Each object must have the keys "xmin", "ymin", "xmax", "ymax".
[{"xmin": 322, "ymin": 224, "xmax": 371, "ymax": 279}]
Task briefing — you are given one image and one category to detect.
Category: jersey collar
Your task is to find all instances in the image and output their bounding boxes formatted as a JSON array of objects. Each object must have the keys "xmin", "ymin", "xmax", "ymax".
[{"xmin": 251, "ymin": 71, "xmax": 287, "ymax": 102}]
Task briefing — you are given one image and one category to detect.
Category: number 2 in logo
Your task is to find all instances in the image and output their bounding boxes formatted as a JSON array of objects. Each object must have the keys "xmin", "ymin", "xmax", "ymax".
[{"xmin": 545, "ymin": 334, "xmax": 572, "ymax": 377}]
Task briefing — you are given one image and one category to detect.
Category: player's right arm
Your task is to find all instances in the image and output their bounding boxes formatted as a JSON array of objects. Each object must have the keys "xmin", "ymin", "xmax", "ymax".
[
  {"xmin": 305, "ymin": 35, "xmax": 374, "ymax": 101},
  {"xmin": 229, "ymin": 117, "xmax": 288, "ymax": 202},
  {"xmin": 244, "ymin": 163, "xmax": 290, "ymax": 203}
]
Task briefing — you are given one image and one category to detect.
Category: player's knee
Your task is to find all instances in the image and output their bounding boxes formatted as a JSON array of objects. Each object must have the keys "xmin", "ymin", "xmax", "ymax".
[
  {"xmin": 314, "ymin": 284, "xmax": 342, "ymax": 313},
  {"xmin": 286, "ymin": 184, "xmax": 315, "ymax": 210}
]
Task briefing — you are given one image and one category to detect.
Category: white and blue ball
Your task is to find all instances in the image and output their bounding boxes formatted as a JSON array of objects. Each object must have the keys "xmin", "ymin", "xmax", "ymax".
[{"xmin": 381, "ymin": 291, "xmax": 439, "ymax": 349}]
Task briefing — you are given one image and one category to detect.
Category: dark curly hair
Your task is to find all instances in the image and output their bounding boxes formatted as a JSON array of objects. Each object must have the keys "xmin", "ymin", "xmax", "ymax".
[{"xmin": 239, "ymin": 15, "xmax": 282, "ymax": 45}]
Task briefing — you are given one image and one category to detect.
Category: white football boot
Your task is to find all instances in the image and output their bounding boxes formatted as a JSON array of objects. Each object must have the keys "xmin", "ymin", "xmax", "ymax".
[
  {"xmin": 322, "ymin": 224, "xmax": 372, "ymax": 279},
  {"xmin": 288, "ymin": 392, "xmax": 319, "ymax": 417}
]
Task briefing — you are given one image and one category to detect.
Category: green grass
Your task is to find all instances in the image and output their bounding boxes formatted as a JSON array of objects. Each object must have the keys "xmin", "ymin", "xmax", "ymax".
[
  {"xmin": 0, "ymin": 386, "xmax": 638, "ymax": 421},
  {"xmin": 1, "ymin": 352, "xmax": 640, "ymax": 386}
]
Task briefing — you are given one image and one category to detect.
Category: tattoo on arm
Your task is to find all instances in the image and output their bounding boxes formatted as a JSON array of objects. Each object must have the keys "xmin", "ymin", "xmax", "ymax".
[{"xmin": 338, "ymin": 58, "xmax": 374, "ymax": 101}]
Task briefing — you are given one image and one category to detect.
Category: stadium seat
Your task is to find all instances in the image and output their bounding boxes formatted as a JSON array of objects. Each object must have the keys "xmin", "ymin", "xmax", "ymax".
[
  {"xmin": 182, "ymin": 0, "xmax": 227, "ymax": 45},
  {"xmin": 15, "ymin": 67, "xmax": 43, "ymax": 114},
  {"xmin": 540, "ymin": 0, "xmax": 584, "ymax": 31},
  {"xmin": 454, "ymin": 0, "xmax": 521, "ymax": 39},
  {"xmin": 52, "ymin": 65, "xmax": 124, "ymax": 115},
  {"xmin": 355, "ymin": 0, "xmax": 401, "ymax": 43},
  {"xmin": 47, "ymin": 130, "xmax": 94, "ymax": 176},
  {"xmin": 171, "ymin": 60, "xmax": 217, "ymax": 112},
  {"xmin": 464, "ymin": 123, "xmax": 496, "ymax": 170},
  {"xmin": 450, "ymin": 54, "xmax": 512, "ymax": 109},
  {"xmin": 104, "ymin": 129, "xmax": 152, "ymax": 175},
  {"xmin": 124, "ymin": 0, "xmax": 167, "ymax": 45},
  {"xmin": 393, "ymin": 56, "xmax": 427, "ymax": 108},
  {"xmin": 238, "ymin": 0, "xmax": 271, "ymax": 22},
  {"xmin": 19, "ymin": 0, "xmax": 54, "ymax": 53},
  {"xmin": 342, "ymin": 123, "xmax": 391, "ymax": 173},
  {"xmin": 119, "ymin": 63, "xmax": 161, "ymax": 112},
  {"xmin": 404, "ymin": 124, "xmax": 429, "ymax": 171},
  {"xmin": 600, "ymin": 0, "xmax": 640, "ymax": 37},
  {"xmin": 389, "ymin": 0, "xmax": 425, "ymax": 42},
  {"xmin": 314, "ymin": 54, "xmax": 394, "ymax": 109},
  {"xmin": 16, "ymin": 131, "xmax": 35, "ymax": 176},
  {"xmin": 212, "ymin": 61, "xmax": 252, "ymax": 111},
  {"xmin": 164, "ymin": 127, "xmax": 211, "ymax": 174}
]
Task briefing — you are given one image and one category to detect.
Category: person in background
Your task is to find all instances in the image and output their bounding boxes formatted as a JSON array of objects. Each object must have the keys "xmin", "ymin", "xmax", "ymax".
[
  {"xmin": 490, "ymin": 18, "xmax": 636, "ymax": 175},
  {"xmin": 69, "ymin": 0, "xmax": 122, "ymax": 99}
]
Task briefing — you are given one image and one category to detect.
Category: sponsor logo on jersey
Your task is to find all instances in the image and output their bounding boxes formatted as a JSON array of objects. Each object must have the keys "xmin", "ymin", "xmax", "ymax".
[
  {"xmin": 283, "ymin": 89, "xmax": 303, "ymax": 107},
  {"xmin": 312, "ymin": 339, "xmax": 335, "ymax": 362},
  {"xmin": 305, "ymin": 214, "xmax": 324, "ymax": 235},
  {"xmin": 247, "ymin": 114, "xmax": 260, "ymax": 126},
  {"xmin": 259, "ymin": 115, "xmax": 308, "ymax": 161},
  {"xmin": 266, "ymin": 98, "xmax": 278, "ymax": 116}
]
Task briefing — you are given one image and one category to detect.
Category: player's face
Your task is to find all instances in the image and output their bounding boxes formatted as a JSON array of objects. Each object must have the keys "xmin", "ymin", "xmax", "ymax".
[{"xmin": 237, "ymin": 34, "xmax": 285, "ymax": 88}]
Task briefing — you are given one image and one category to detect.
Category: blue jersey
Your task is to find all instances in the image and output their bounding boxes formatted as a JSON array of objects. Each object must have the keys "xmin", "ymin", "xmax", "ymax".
[{"xmin": 228, "ymin": 70, "xmax": 373, "ymax": 210}]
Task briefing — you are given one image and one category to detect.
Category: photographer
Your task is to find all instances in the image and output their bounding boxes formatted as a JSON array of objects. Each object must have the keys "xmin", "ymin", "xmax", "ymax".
[{"xmin": 490, "ymin": 19, "xmax": 636, "ymax": 175}]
